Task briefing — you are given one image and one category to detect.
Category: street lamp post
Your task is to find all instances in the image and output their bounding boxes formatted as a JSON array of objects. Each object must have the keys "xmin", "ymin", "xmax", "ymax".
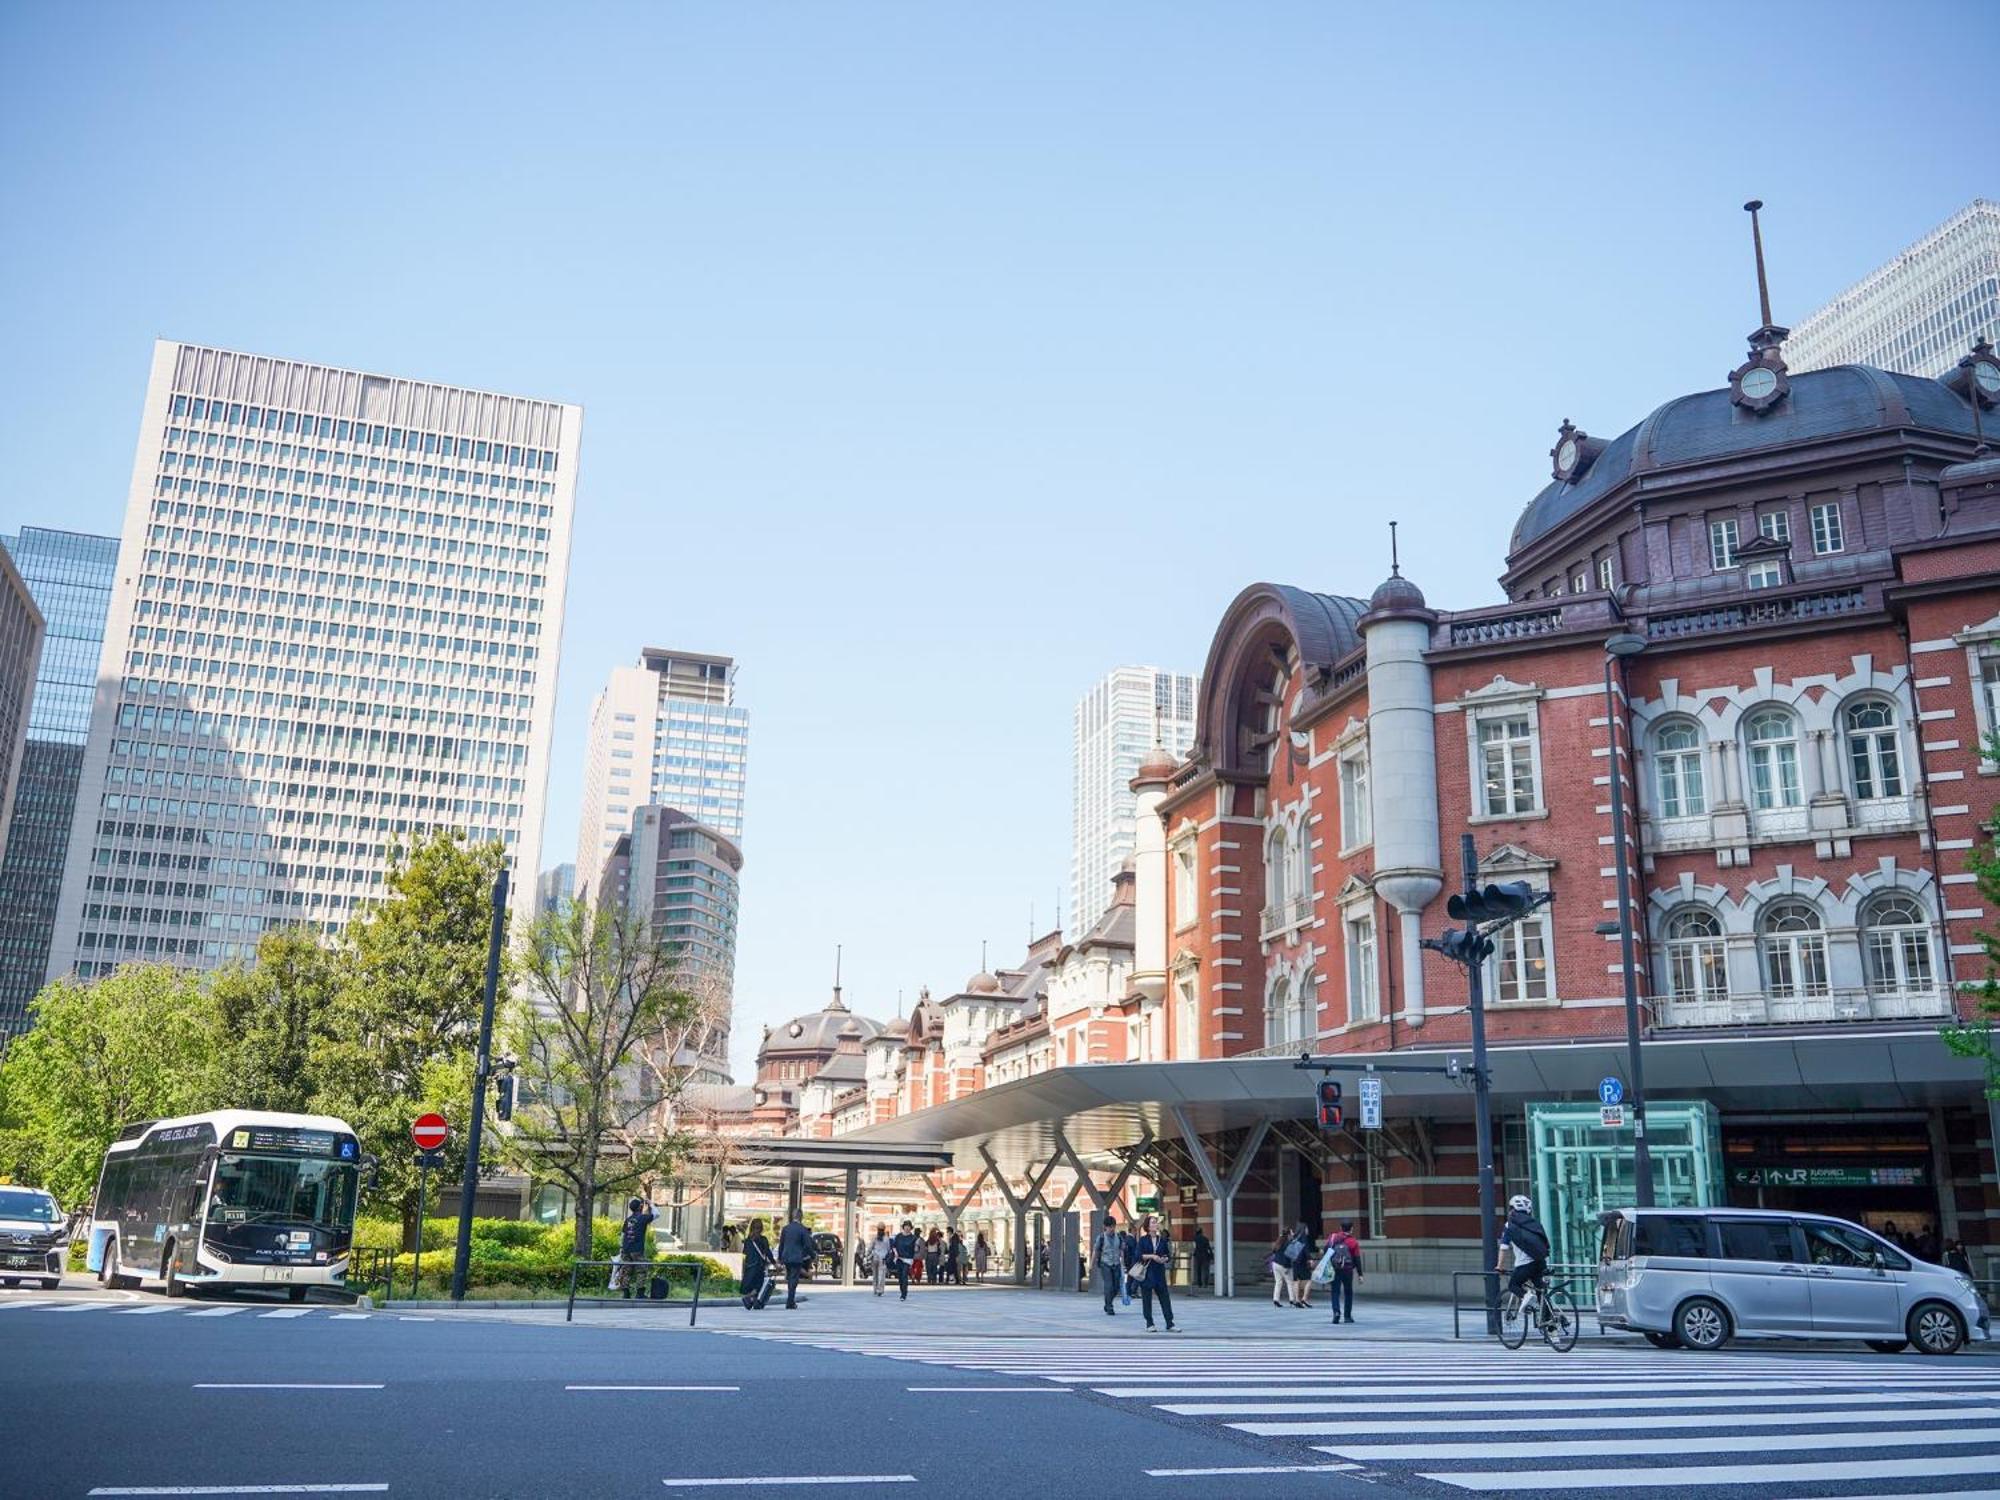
[{"xmin": 1602, "ymin": 632, "xmax": 1655, "ymax": 1208}]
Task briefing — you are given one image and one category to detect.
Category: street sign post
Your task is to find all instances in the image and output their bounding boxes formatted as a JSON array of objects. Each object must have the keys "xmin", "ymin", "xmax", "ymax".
[
  {"xmin": 1600, "ymin": 1104, "xmax": 1627, "ymax": 1129},
  {"xmin": 1598, "ymin": 1077, "xmax": 1624, "ymax": 1106},
  {"xmin": 411, "ymin": 1145, "xmax": 446, "ymax": 1297},
  {"xmin": 411, "ymin": 1113, "xmax": 449, "ymax": 1152},
  {"xmin": 1359, "ymin": 1075, "xmax": 1384, "ymax": 1130}
]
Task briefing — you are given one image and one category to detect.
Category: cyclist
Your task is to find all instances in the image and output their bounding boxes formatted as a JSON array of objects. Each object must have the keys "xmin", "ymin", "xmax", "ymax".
[{"xmin": 1498, "ymin": 1194, "xmax": 1552, "ymax": 1311}]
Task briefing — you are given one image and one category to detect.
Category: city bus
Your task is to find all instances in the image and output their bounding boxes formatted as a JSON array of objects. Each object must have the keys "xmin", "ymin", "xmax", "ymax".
[{"xmin": 86, "ymin": 1110, "xmax": 364, "ymax": 1300}]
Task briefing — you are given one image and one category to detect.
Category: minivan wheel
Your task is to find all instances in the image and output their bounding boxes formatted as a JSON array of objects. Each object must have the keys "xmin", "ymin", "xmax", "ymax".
[
  {"xmin": 1909, "ymin": 1302, "xmax": 1966, "ymax": 1356},
  {"xmin": 1675, "ymin": 1296, "xmax": 1730, "ymax": 1351},
  {"xmin": 40, "ymin": 1278, "xmax": 60, "ymax": 1291},
  {"xmin": 1, "ymin": 1277, "xmax": 17, "ymax": 1288},
  {"xmin": 1643, "ymin": 1330, "xmax": 1682, "ymax": 1350},
  {"xmin": 1865, "ymin": 1339, "xmax": 1909, "ymax": 1354}
]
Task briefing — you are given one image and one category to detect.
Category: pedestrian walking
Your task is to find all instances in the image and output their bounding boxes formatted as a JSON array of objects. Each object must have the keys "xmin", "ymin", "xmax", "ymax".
[
  {"xmin": 608, "ymin": 1196, "xmax": 655, "ymax": 1298},
  {"xmin": 1943, "ymin": 1239, "xmax": 1973, "ymax": 1275},
  {"xmin": 1192, "ymin": 1227, "xmax": 1212, "ymax": 1289},
  {"xmin": 973, "ymin": 1231, "xmax": 991, "ymax": 1282},
  {"xmin": 1118, "ymin": 1223, "xmax": 1136, "ymax": 1306},
  {"xmin": 740, "ymin": 1218, "xmax": 775, "ymax": 1310},
  {"xmin": 868, "ymin": 1224, "xmax": 893, "ymax": 1297},
  {"xmin": 1290, "ymin": 1221, "xmax": 1317, "ymax": 1308},
  {"xmin": 925, "ymin": 1228, "xmax": 944, "ymax": 1286},
  {"xmin": 1317, "ymin": 1218, "xmax": 1363, "ymax": 1325},
  {"xmin": 890, "ymin": 1220, "xmax": 920, "ymax": 1300},
  {"xmin": 946, "ymin": 1228, "xmax": 965, "ymax": 1284},
  {"xmin": 1133, "ymin": 1214, "xmax": 1176, "ymax": 1331},
  {"xmin": 1093, "ymin": 1212, "xmax": 1125, "ymax": 1316},
  {"xmin": 1269, "ymin": 1229, "xmax": 1300, "ymax": 1307},
  {"xmin": 776, "ymin": 1210, "xmax": 814, "ymax": 1310}
]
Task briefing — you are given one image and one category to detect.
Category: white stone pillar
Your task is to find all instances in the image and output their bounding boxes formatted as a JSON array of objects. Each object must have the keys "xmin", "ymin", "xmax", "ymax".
[{"xmin": 1361, "ymin": 588, "xmax": 1444, "ymax": 1026}]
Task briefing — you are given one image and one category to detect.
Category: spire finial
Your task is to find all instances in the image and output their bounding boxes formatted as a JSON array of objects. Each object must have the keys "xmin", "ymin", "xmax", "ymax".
[
  {"xmin": 1745, "ymin": 199, "xmax": 1775, "ymax": 331},
  {"xmin": 980, "ymin": 938, "xmax": 988, "ymax": 973},
  {"xmin": 828, "ymin": 943, "xmax": 846, "ymax": 1012},
  {"xmin": 1389, "ymin": 520, "xmax": 1401, "ymax": 578}
]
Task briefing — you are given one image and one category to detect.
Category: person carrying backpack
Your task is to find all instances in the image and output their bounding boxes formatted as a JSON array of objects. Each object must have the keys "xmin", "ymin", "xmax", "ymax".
[
  {"xmin": 1313, "ymin": 1218, "xmax": 1363, "ymax": 1325},
  {"xmin": 610, "ymin": 1197, "xmax": 655, "ymax": 1299}
]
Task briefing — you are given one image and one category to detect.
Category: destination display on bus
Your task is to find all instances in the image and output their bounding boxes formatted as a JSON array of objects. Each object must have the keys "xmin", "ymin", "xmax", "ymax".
[{"xmin": 225, "ymin": 1125, "xmax": 358, "ymax": 1160}]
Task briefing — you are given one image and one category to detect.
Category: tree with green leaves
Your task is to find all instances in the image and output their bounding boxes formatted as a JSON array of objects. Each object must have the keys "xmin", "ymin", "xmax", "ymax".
[
  {"xmin": 311, "ymin": 830, "xmax": 508, "ymax": 1246},
  {"xmin": 500, "ymin": 899, "xmax": 707, "ymax": 1257},
  {"xmin": 1942, "ymin": 730, "xmax": 2000, "ymax": 1097},
  {"xmin": 212, "ymin": 925, "xmax": 340, "ymax": 1114},
  {"xmin": 0, "ymin": 965, "xmax": 224, "ymax": 1206}
]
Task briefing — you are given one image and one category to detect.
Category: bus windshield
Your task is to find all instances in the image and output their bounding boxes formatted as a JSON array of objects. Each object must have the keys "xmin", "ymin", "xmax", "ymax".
[{"xmin": 207, "ymin": 1154, "xmax": 358, "ymax": 1230}]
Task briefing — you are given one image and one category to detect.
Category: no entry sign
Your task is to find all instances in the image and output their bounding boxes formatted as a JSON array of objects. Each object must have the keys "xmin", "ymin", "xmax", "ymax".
[{"xmin": 411, "ymin": 1113, "xmax": 449, "ymax": 1152}]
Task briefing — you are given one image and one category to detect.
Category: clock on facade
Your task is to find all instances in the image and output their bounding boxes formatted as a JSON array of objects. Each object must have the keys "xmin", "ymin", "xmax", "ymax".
[
  {"xmin": 1549, "ymin": 419, "xmax": 1600, "ymax": 483},
  {"xmin": 1728, "ymin": 348, "xmax": 1789, "ymax": 413},
  {"xmin": 1948, "ymin": 337, "xmax": 2000, "ymax": 408}
]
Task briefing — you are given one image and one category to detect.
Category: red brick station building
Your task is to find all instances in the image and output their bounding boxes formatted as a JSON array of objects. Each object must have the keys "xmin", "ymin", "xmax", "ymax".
[{"xmin": 720, "ymin": 329, "xmax": 2000, "ymax": 1292}]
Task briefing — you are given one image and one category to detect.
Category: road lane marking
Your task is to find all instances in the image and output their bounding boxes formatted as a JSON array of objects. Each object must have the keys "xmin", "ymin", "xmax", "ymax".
[
  {"xmin": 185, "ymin": 1307, "xmax": 249, "ymax": 1317},
  {"xmin": 566, "ymin": 1385, "xmax": 739, "ymax": 1391},
  {"xmin": 1163, "ymin": 1389, "xmax": 1988, "ymax": 1417},
  {"xmin": 395, "ymin": 1316, "xmax": 434, "ymax": 1322},
  {"xmin": 1422, "ymin": 1454, "xmax": 2000, "ymax": 1491},
  {"xmin": 258, "ymin": 1308, "xmax": 314, "ymax": 1318},
  {"xmin": 88, "ymin": 1487, "xmax": 389, "ymax": 1495},
  {"xmin": 1234, "ymin": 1403, "xmax": 1994, "ymax": 1436},
  {"xmin": 329, "ymin": 1313, "xmax": 370, "ymax": 1320},
  {"xmin": 1144, "ymin": 1466, "xmax": 1360, "ymax": 1479},
  {"xmin": 1088, "ymin": 1376, "xmax": 1989, "ymax": 1399},
  {"xmin": 194, "ymin": 1384, "xmax": 386, "ymax": 1391},
  {"xmin": 49, "ymin": 1301, "xmax": 109, "ymax": 1311},
  {"xmin": 1330, "ymin": 1426, "xmax": 2000, "ymax": 1462},
  {"xmin": 904, "ymin": 1386, "xmax": 1069, "ymax": 1393},
  {"xmin": 113, "ymin": 1305, "xmax": 178, "ymax": 1314},
  {"xmin": 661, "ymin": 1479, "xmax": 917, "ymax": 1489}
]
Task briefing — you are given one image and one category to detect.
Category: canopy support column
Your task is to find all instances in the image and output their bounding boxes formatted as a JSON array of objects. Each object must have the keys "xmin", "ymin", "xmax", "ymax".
[
  {"xmin": 841, "ymin": 1167, "xmax": 858, "ymax": 1286},
  {"xmin": 1173, "ymin": 1108, "xmax": 1268, "ymax": 1298}
]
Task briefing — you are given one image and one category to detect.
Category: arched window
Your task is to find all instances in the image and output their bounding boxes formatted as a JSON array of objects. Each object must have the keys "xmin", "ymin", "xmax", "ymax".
[
  {"xmin": 1861, "ymin": 893, "xmax": 1933, "ymax": 995},
  {"xmin": 1653, "ymin": 720, "xmax": 1706, "ymax": 817},
  {"xmin": 1293, "ymin": 978, "xmax": 1317, "ymax": 1045},
  {"xmin": 1759, "ymin": 899, "xmax": 1828, "ymax": 999},
  {"xmin": 1266, "ymin": 825, "xmax": 1291, "ymax": 909},
  {"xmin": 1844, "ymin": 699, "xmax": 1903, "ymax": 800},
  {"xmin": 1663, "ymin": 906, "xmax": 1728, "ymax": 1004},
  {"xmin": 1267, "ymin": 974, "xmax": 1292, "ymax": 1046},
  {"xmin": 1745, "ymin": 708, "xmax": 1802, "ymax": 810}
]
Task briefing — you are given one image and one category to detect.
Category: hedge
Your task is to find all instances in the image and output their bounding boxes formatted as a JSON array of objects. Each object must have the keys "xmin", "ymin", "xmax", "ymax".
[{"xmin": 350, "ymin": 1217, "xmax": 736, "ymax": 1298}]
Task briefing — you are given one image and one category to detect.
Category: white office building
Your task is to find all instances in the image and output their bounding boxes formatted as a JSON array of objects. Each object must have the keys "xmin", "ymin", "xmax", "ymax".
[
  {"xmin": 574, "ymin": 649, "xmax": 747, "ymax": 897},
  {"xmin": 1786, "ymin": 200, "xmax": 2000, "ymax": 378},
  {"xmin": 1070, "ymin": 666, "xmax": 1195, "ymax": 937},
  {"xmin": 47, "ymin": 340, "xmax": 579, "ymax": 978}
]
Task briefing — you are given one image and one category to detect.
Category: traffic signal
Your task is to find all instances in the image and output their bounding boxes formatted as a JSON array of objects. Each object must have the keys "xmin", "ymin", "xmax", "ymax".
[
  {"xmin": 494, "ymin": 1074, "xmax": 516, "ymax": 1122},
  {"xmin": 1316, "ymin": 1078, "xmax": 1343, "ymax": 1129},
  {"xmin": 1447, "ymin": 881, "xmax": 1542, "ymax": 923},
  {"xmin": 1434, "ymin": 928, "xmax": 1495, "ymax": 967}
]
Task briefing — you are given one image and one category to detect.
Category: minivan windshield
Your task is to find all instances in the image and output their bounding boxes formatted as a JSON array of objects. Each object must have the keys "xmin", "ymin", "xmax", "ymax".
[{"xmin": 0, "ymin": 1188, "xmax": 59, "ymax": 1222}]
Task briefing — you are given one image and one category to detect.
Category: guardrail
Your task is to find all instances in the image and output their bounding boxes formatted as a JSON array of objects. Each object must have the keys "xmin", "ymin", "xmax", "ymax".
[
  {"xmin": 344, "ymin": 1247, "xmax": 397, "ymax": 1300},
  {"xmin": 1452, "ymin": 1262, "xmax": 1600, "ymax": 1339},
  {"xmin": 566, "ymin": 1258, "xmax": 706, "ymax": 1325}
]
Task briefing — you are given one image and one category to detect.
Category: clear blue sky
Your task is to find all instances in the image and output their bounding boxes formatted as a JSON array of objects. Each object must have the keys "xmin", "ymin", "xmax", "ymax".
[{"xmin": 2, "ymin": 2, "xmax": 1991, "ymax": 1078}]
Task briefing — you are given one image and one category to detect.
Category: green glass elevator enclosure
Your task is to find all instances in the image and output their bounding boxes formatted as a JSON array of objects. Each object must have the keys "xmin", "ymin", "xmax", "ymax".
[{"xmin": 1525, "ymin": 1100, "xmax": 1724, "ymax": 1266}]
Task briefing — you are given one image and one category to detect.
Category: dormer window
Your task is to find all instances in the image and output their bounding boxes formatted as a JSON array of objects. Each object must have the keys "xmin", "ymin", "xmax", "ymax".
[
  {"xmin": 1758, "ymin": 509, "xmax": 1791, "ymax": 545},
  {"xmin": 1747, "ymin": 560, "xmax": 1783, "ymax": 590}
]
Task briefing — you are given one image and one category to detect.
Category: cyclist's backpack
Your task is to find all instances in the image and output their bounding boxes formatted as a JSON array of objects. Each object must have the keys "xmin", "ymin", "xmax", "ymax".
[{"xmin": 1511, "ymin": 1219, "xmax": 1551, "ymax": 1261}]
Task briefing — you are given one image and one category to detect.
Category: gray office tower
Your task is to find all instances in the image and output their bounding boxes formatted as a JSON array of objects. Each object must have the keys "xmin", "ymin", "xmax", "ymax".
[{"xmin": 0, "ymin": 528, "xmax": 118, "ymax": 1034}]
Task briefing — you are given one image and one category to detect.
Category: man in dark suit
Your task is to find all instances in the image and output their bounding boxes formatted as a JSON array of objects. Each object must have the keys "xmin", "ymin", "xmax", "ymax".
[{"xmin": 776, "ymin": 1211, "xmax": 815, "ymax": 1310}]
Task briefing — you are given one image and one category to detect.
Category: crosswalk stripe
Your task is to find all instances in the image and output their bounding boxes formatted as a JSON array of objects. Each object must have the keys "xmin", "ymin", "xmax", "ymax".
[
  {"xmin": 1422, "ymin": 1452, "xmax": 2000, "ymax": 1491},
  {"xmin": 1165, "ymin": 1389, "xmax": 1987, "ymax": 1418},
  {"xmin": 112, "ymin": 1305, "xmax": 178, "ymax": 1314},
  {"xmin": 329, "ymin": 1313, "xmax": 369, "ymax": 1320},
  {"xmin": 184, "ymin": 1307, "xmax": 249, "ymax": 1317},
  {"xmin": 1233, "ymin": 1404, "xmax": 1992, "ymax": 1437},
  {"xmin": 259, "ymin": 1308, "xmax": 314, "ymax": 1318},
  {"xmin": 47, "ymin": 1301, "xmax": 110, "ymax": 1311},
  {"xmin": 1094, "ymin": 1376, "xmax": 1981, "ymax": 1399},
  {"xmin": 1326, "ymin": 1426, "xmax": 2000, "ymax": 1462}
]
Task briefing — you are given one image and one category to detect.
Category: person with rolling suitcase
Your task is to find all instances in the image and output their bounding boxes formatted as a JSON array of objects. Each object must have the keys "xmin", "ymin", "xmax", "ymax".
[{"xmin": 740, "ymin": 1218, "xmax": 777, "ymax": 1310}]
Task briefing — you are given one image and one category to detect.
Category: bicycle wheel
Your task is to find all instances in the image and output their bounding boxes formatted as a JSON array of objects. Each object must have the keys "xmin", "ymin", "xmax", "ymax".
[
  {"xmin": 1540, "ymin": 1286, "xmax": 1579, "ymax": 1352},
  {"xmin": 1498, "ymin": 1292, "xmax": 1529, "ymax": 1349}
]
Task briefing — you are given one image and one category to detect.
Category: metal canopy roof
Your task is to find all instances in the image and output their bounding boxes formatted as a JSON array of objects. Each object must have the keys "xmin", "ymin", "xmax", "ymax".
[
  {"xmin": 846, "ymin": 1030, "xmax": 1985, "ymax": 1175},
  {"xmin": 725, "ymin": 1137, "xmax": 954, "ymax": 1174}
]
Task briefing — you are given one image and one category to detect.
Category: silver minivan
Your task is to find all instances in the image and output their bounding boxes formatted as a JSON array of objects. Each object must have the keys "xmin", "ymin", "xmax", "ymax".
[{"xmin": 1597, "ymin": 1207, "xmax": 1989, "ymax": 1355}]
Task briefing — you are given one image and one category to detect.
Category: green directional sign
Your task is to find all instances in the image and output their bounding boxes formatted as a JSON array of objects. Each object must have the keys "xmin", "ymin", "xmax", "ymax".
[
  {"xmin": 1731, "ymin": 1164, "xmax": 1927, "ymax": 1189},
  {"xmin": 1133, "ymin": 1194, "xmax": 1161, "ymax": 1212}
]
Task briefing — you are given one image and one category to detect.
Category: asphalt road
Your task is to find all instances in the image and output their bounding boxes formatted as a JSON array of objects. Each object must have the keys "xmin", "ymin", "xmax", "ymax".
[{"xmin": 0, "ymin": 1286, "xmax": 1378, "ymax": 1499}]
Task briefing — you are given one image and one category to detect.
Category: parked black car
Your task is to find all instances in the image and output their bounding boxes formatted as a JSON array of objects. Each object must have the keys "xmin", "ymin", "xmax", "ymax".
[
  {"xmin": 0, "ymin": 1186, "xmax": 67, "ymax": 1290},
  {"xmin": 808, "ymin": 1232, "xmax": 842, "ymax": 1279}
]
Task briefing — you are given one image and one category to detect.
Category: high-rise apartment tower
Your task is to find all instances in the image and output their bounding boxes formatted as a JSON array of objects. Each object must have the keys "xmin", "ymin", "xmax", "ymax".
[
  {"xmin": 574, "ymin": 649, "xmax": 748, "ymax": 896},
  {"xmin": 47, "ymin": 341, "xmax": 578, "ymax": 979},
  {"xmin": 1786, "ymin": 200, "xmax": 2000, "ymax": 378},
  {"xmin": 1071, "ymin": 666, "xmax": 1196, "ymax": 937},
  {"xmin": 0, "ymin": 528, "xmax": 117, "ymax": 1032}
]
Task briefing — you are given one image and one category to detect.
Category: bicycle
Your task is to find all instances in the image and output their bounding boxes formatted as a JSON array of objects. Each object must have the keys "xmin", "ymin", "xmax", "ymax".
[{"xmin": 1499, "ymin": 1270, "xmax": 1578, "ymax": 1352}]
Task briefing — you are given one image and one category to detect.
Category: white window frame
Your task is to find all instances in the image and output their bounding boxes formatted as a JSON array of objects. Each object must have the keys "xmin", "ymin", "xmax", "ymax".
[
  {"xmin": 1338, "ymin": 747, "xmax": 1371, "ymax": 851},
  {"xmin": 1487, "ymin": 904, "xmax": 1554, "ymax": 1005},
  {"xmin": 1757, "ymin": 509, "xmax": 1791, "ymax": 545},
  {"xmin": 1473, "ymin": 709, "xmax": 1541, "ymax": 818},
  {"xmin": 1173, "ymin": 966, "xmax": 1199, "ymax": 1058},
  {"xmin": 1859, "ymin": 893, "xmax": 1935, "ymax": 997},
  {"xmin": 1745, "ymin": 708, "xmax": 1803, "ymax": 810},
  {"xmin": 1843, "ymin": 698, "xmax": 1904, "ymax": 801},
  {"xmin": 1709, "ymin": 517, "xmax": 1740, "ymax": 570},
  {"xmin": 1759, "ymin": 900, "xmax": 1830, "ymax": 999},
  {"xmin": 1745, "ymin": 559, "xmax": 1783, "ymax": 591},
  {"xmin": 1663, "ymin": 906, "xmax": 1729, "ymax": 1008},
  {"xmin": 1810, "ymin": 501, "xmax": 1844, "ymax": 555},
  {"xmin": 1345, "ymin": 907, "xmax": 1379, "ymax": 1023},
  {"xmin": 1171, "ymin": 833, "xmax": 1198, "ymax": 930},
  {"xmin": 1572, "ymin": 568, "xmax": 1589, "ymax": 594},
  {"xmin": 1652, "ymin": 718, "xmax": 1707, "ymax": 817},
  {"xmin": 1265, "ymin": 973, "xmax": 1293, "ymax": 1048},
  {"xmin": 1597, "ymin": 556, "xmax": 1614, "ymax": 592}
]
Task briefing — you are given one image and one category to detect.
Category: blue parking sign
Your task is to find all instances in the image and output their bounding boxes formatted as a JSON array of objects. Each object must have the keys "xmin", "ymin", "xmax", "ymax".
[{"xmin": 1599, "ymin": 1077, "xmax": 1624, "ymax": 1106}]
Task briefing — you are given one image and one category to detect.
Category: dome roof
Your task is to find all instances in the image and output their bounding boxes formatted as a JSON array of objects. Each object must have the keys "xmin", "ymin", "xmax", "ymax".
[
  {"xmin": 1365, "ymin": 572, "xmax": 1428, "ymax": 616},
  {"xmin": 762, "ymin": 1006, "xmax": 884, "ymax": 1055},
  {"xmin": 965, "ymin": 971, "xmax": 1002, "ymax": 995},
  {"xmin": 1511, "ymin": 364, "xmax": 1988, "ymax": 555},
  {"xmin": 1135, "ymin": 743, "xmax": 1178, "ymax": 780}
]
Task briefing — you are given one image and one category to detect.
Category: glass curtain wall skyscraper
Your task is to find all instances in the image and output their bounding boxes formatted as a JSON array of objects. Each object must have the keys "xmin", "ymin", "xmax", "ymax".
[
  {"xmin": 1071, "ymin": 666, "xmax": 1195, "ymax": 937},
  {"xmin": 0, "ymin": 528, "xmax": 117, "ymax": 1033},
  {"xmin": 47, "ymin": 341, "xmax": 579, "ymax": 980},
  {"xmin": 575, "ymin": 649, "xmax": 748, "ymax": 898},
  {"xmin": 1786, "ymin": 200, "xmax": 2000, "ymax": 378}
]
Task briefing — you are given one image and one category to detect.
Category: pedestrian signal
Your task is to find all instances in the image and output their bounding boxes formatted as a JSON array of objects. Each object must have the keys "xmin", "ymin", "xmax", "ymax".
[{"xmin": 1316, "ymin": 1078, "xmax": 1344, "ymax": 1129}]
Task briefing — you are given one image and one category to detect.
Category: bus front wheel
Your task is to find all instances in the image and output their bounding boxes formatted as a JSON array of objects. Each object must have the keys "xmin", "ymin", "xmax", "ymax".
[
  {"xmin": 102, "ymin": 1242, "xmax": 132, "ymax": 1291},
  {"xmin": 162, "ymin": 1242, "xmax": 183, "ymax": 1298},
  {"xmin": 286, "ymin": 1286, "xmax": 308, "ymax": 1304}
]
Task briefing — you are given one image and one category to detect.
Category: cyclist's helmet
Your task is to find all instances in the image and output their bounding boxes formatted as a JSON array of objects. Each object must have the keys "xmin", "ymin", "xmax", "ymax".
[{"xmin": 1507, "ymin": 1194, "xmax": 1533, "ymax": 1213}]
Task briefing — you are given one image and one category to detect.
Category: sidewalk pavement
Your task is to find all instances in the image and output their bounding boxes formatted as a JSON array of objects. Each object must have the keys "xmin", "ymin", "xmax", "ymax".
[{"xmin": 391, "ymin": 1281, "xmax": 1469, "ymax": 1341}]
